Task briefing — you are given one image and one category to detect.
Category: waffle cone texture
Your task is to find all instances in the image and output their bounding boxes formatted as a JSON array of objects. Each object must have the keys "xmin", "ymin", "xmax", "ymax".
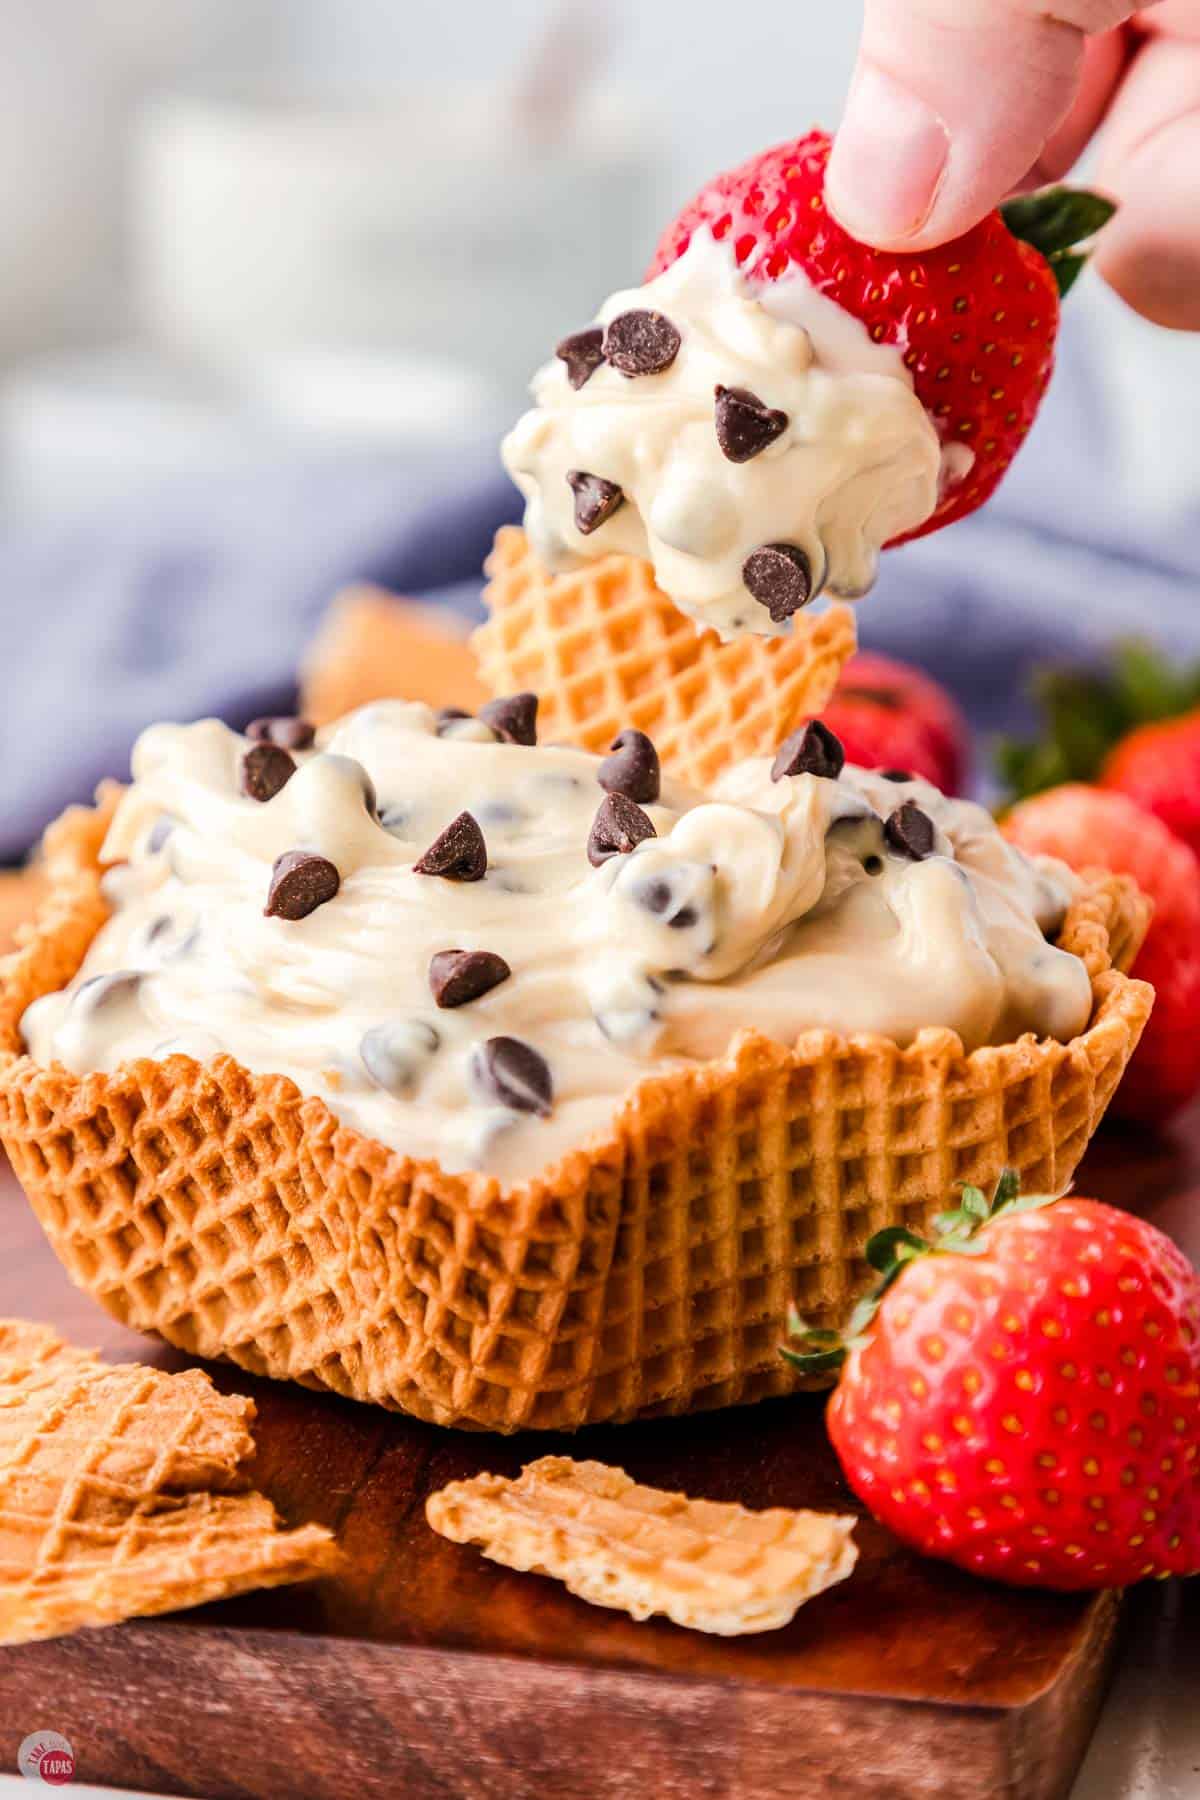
[
  {"xmin": 0, "ymin": 790, "xmax": 1153, "ymax": 1433},
  {"xmin": 473, "ymin": 529, "xmax": 859, "ymax": 787}
]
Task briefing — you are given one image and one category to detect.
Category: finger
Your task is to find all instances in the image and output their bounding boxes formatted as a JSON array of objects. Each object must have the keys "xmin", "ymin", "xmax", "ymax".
[
  {"xmin": 1029, "ymin": 29, "xmax": 1132, "ymax": 182},
  {"xmin": 1133, "ymin": 0, "xmax": 1200, "ymax": 40},
  {"xmin": 826, "ymin": 0, "xmax": 1149, "ymax": 250},
  {"xmin": 1092, "ymin": 35, "xmax": 1200, "ymax": 327}
]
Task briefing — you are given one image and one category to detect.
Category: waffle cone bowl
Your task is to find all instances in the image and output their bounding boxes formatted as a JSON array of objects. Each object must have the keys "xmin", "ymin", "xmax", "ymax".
[
  {"xmin": 473, "ymin": 528, "xmax": 859, "ymax": 787},
  {"xmin": 0, "ymin": 785, "xmax": 1152, "ymax": 1434}
]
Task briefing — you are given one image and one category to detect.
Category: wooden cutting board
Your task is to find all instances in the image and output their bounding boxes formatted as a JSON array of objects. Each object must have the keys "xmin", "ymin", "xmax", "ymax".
[{"xmin": 1, "ymin": 1115, "xmax": 1196, "ymax": 1800}]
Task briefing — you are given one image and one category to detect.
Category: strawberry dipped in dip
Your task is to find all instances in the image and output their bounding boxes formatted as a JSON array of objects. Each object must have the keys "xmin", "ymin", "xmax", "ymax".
[{"xmin": 503, "ymin": 132, "xmax": 1112, "ymax": 640}]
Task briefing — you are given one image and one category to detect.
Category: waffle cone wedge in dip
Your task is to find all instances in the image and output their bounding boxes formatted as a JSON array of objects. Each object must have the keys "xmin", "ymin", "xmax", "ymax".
[
  {"xmin": 0, "ymin": 788, "xmax": 1152, "ymax": 1433},
  {"xmin": 472, "ymin": 528, "xmax": 858, "ymax": 789}
]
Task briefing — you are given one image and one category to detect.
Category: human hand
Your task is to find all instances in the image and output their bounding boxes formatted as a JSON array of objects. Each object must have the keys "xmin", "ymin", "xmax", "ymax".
[{"xmin": 826, "ymin": 1, "xmax": 1200, "ymax": 327}]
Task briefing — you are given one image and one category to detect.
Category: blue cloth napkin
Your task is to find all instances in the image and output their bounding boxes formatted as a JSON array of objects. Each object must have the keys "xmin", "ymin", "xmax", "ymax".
[{"xmin": 4, "ymin": 322, "xmax": 1199, "ymax": 861}]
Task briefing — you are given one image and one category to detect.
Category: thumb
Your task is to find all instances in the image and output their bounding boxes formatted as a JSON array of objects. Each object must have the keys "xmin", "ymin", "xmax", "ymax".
[{"xmin": 826, "ymin": 0, "xmax": 1141, "ymax": 249}]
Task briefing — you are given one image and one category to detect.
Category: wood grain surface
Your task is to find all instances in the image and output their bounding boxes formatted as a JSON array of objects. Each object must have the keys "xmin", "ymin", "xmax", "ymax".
[{"xmin": 1, "ymin": 1113, "xmax": 1197, "ymax": 1800}]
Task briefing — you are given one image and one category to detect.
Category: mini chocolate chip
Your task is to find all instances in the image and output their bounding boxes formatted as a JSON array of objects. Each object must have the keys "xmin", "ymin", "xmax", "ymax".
[
  {"xmin": 247, "ymin": 716, "xmax": 315, "ymax": 751},
  {"xmin": 588, "ymin": 793, "xmax": 657, "ymax": 867},
  {"xmin": 714, "ymin": 385, "xmax": 788, "ymax": 463},
  {"xmin": 879, "ymin": 768, "xmax": 916, "ymax": 783},
  {"xmin": 639, "ymin": 879, "xmax": 673, "ymax": 916},
  {"xmin": 472, "ymin": 1036, "xmax": 554, "ymax": 1116},
  {"xmin": 413, "ymin": 812, "xmax": 488, "ymax": 881},
  {"xmin": 240, "ymin": 742, "xmax": 297, "ymax": 803},
  {"xmin": 566, "ymin": 469, "xmax": 625, "ymax": 536},
  {"xmin": 771, "ymin": 721, "xmax": 846, "ymax": 783},
  {"xmin": 669, "ymin": 905, "xmax": 698, "ymax": 931},
  {"xmin": 555, "ymin": 326, "xmax": 606, "ymax": 390},
  {"xmin": 479, "ymin": 692, "xmax": 538, "ymax": 746},
  {"xmin": 603, "ymin": 309, "xmax": 682, "ymax": 377},
  {"xmin": 598, "ymin": 729, "xmax": 660, "ymax": 804},
  {"xmin": 884, "ymin": 800, "xmax": 936, "ymax": 862},
  {"xmin": 74, "ymin": 971, "xmax": 142, "ymax": 1013},
  {"xmin": 361, "ymin": 1020, "xmax": 440, "ymax": 1095},
  {"xmin": 743, "ymin": 544, "xmax": 814, "ymax": 622},
  {"xmin": 265, "ymin": 851, "xmax": 341, "ymax": 920},
  {"xmin": 436, "ymin": 706, "xmax": 473, "ymax": 729},
  {"xmin": 146, "ymin": 815, "xmax": 176, "ymax": 855},
  {"xmin": 428, "ymin": 949, "xmax": 512, "ymax": 1009}
]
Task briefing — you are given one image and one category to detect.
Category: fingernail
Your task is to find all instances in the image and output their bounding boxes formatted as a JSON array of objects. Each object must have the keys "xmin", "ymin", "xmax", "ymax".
[{"xmin": 826, "ymin": 63, "xmax": 950, "ymax": 244}]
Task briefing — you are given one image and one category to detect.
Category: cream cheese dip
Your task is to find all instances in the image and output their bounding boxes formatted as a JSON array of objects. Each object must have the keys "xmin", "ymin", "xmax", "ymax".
[
  {"xmin": 20, "ymin": 702, "xmax": 1091, "ymax": 1184},
  {"xmin": 503, "ymin": 235, "xmax": 959, "ymax": 641}
]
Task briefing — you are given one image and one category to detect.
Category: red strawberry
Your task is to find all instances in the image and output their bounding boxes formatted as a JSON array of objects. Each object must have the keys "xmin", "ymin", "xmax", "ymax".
[
  {"xmin": 1003, "ymin": 785, "xmax": 1200, "ymax": 1125},
  {"xmin": 1101, "ymin": 709, "xmax": 1200, "ymax": 862},
  {"xmin": 1003, "ymin": 784, "xmax": 1199, "ymax": 933},
  {"xmin": 649, "ymin": 132, "xmax": 1113, "ymax": 539},
  {"xmin": 785, "ymin": 1179, "xmax": 1200, "ymax": 1590},
  {"xmin": 818, "ymin": 651, "xmax": 970, "ymax": 795}
]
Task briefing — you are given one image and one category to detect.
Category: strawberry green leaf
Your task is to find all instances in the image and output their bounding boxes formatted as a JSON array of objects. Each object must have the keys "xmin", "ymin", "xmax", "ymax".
[
  {"xmin": 866, "ymin": 1226, "xmax": 928, "ymax": 1274},
  {"xmin": 1001, "ymin": 188, "xmax": 1116, "ymax": 259},
  {"xmin": 1050, "ymin": 252, "xmax": 1086, "ymax": 298},
  {"xmin": 993, "ymin": 1168, "xmax": 1021, "ymax": 1211},
  {"xmin": 780, "ymin": 1329, "xmax": 847, "ymax": 1375},
  {"xmin": 995, "ymin": 639, "xmax": 1200, "ymax": 803}
]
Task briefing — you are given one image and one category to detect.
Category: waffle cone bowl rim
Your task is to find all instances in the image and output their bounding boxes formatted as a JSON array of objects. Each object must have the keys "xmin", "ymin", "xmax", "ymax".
[{"xmin": 0, "ymin": 787, "xmax": 1155, "ymax": 1431}]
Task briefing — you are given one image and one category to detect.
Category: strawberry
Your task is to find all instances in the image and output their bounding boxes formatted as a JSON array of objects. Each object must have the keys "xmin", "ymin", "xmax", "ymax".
[
  {"xmin": 648, "ymin": 132, "xmax": 1113, "ymax": 538},
  {"xmin": 784, "ymin": 1176, "xmax": 1200, "ymax": 1591},
  {"xmin": 818, "ymin": 651, "xmax": 970, "ymax": 796},
  {"xmin": 1101, "ymin": 709, "xmax": 1200, "ymax": 862},
  {"xmin": 1003, "ymin": 784, "xmax": 1200, "ymax": 1125},
  {"xmin": 1003, "ymin": 784, "xmax": 1199, "ymax": 933}
]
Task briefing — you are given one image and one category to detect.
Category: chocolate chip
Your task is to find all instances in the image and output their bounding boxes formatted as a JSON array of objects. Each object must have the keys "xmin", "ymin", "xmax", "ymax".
[
  {"xmin": 588, "ymin": 793, "xmax": 657, "ymax": 867},
  {"xmin": 361, "ymin": 1020, "xmax": 440, "ymax": 1095},
  {"xmin": 771, "ymin": 721, "xmax": 845, "ymax": 783},
  {"xmin": 247, "ymin": 716, "xmax": 315, "ymax": 751},
  {"xmin": 428, "ymin": 949, "xmax": 512, "ymax": 1009},
  {"xmin": 240, "ymin": 742, "xmax": 297, "ymax": 803},
  {"xmin": 603, "ymin": 309, "xmax": 682, "ymax": 377},
  {"xmin": 598, "ymin": 729, "xmax": 660, "ymax": 804},
  {"xmin": 479, "ymin": 692, "xmax": 538, "ymax": 746},
  {"xmin": 879, "ymin": 768, "xmax": 916, "ymax": 783},
  {"xmin": 567, "ymin": 470, "xmax": 625, "ymax": 536},
  {"xmin": 743, "ymin": 544, "xmax": 814, "ymax": 622},
  {"xmin": 74, "ymin": 971, "xmax": 142, "ymax": 1013},
  {"xmin": 436, "ymin": 706, "xmax": 473, "ymax": 730},
  {"xmin": 265, "ymin": 851, "xmax": 341, "ymax": 920},
  {"xmin": 714, "ymin": 385, "xmax": 788, "ymax": 463},
  {"xmin": 146, "ymin": 815, "xmax": 176, "ymax": 855},
  {"xmin": 472, "ymin": 1036, "xmax": 554, "ymax": 1116},
  {"xmin": 884, "ymin": 800, "xmax": 936, "ymax": 862},
  {"xmin": 556, "ymin": 326, "xmax": 606, "ymax": 390},
  {"xmin": 639, "ymin": 879, "xmax": 673, "ymax": 915},
  {"xmin": 413, "ymin": 812, "xmax": 488, "ymax": 881}
]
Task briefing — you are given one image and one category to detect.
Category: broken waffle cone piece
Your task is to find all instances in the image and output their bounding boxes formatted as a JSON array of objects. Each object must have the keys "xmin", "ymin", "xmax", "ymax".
[
  {"xmin": 0, "ymin": 864, "xmax": 48, "ymax": 956},
  {"xmin": 301, "ymin": 585, "xmax": 488, "ymax": 725},
  {"xmin": 427, "ymin": 1456, "xmax": 858, "ymax": 1636},
  {"xmin": 472, "ymin": 528, "xmax": 858, "ymax": 788},
  {"xmin": 0, "ymin": 1318, "xmax": 339, "ymax": 1645}
]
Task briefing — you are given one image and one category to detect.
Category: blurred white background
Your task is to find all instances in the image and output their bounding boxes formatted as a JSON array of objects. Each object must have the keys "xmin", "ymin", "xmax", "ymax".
[
  {"xmin": 0, "ymin": 0, "xmax": 853, "ymax": 517},
  {"xmin": 0, "ymin": 0, "xmax": 1193, "ymax": 520}
]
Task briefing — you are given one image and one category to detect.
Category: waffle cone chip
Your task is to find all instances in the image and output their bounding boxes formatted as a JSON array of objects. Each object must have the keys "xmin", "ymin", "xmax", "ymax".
[
  {"xmin": 0, "ymin": 791, "xmax": 1152, "ymax": 1433},
  {"xmin": 0, "ymin": 1317, "xmax": 338, "ymax": 1644},
  {"xmin": 472, "ymin": 528, "xmax": 858, "ymax": 787},
  {"xmin": 427, "ymin": 1456, "xmax": 858, "ymax": 1636},
  {"xmin": 0, "ymin": 863, "xmax": 48, "ymax": 956},
  {"xmin": 301, "ymin": 585, "xmax": 488, "ymax": 726}
]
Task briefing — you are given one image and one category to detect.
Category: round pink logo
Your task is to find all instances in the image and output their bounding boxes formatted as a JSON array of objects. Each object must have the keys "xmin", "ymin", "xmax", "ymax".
[{"xmin": 17, "ymin": 1732, "xmax": 75, "ymax": 1785}]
